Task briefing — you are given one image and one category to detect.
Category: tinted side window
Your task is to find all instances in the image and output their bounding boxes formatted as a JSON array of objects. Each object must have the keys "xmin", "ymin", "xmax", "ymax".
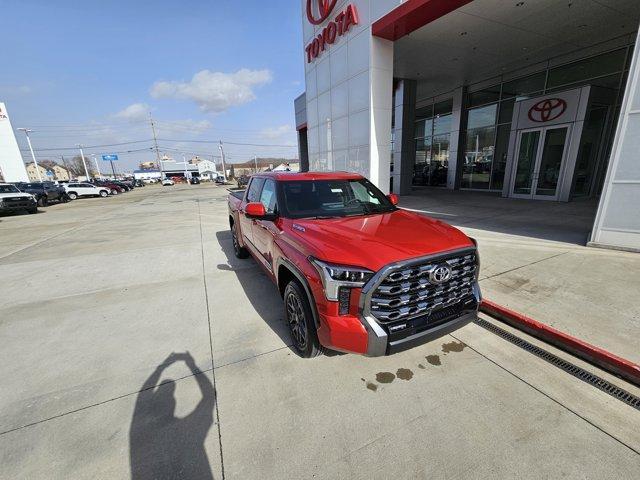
[
  {"xmin": 259, "ymin": 179, "xmax": 278, "ymax": 214},
  {"xmin": 246, "ymin": 178, "xmax": 265, "ymax": 203}
]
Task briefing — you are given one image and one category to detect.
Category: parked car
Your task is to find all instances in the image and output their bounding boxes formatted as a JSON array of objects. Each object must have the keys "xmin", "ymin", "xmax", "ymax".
[
  {"xmin": 189, "ymin": 177, "xmax": 201, "ymax": 185},
  {"xmin": 63, "ymin": 182, "xmax": 109, "ymax": 200},
  {"xmin": 134, "ymin": 179, "xmax": 146, "ymax": 187},
  {"xmin": 237, "ymin": 175, "xmax": 250, "ymax": 188},
  {"xmin": 228, "ymin": 172, "xmax": 480, "ymax": 358},
  {"xmin": 162, "ymin": 178, "xmax": 175, "ymax": 186},
  {"xmin": 142, "ymin": 178, "xmax": 158, "ymax": 184},
  {"xmin": 0, "ymin": 183, "xmax": 38, "ymax": 214},
  {"xmin": 215, "ymin": 175, "xmax": 226, "ymax": 184},
  {"xmin": 92, "ymin": 180, "xmax": 125, "ymax": 195},
  {"xmin": 14, "ymin": 181, "xmax": 67, "ymax": 206}
]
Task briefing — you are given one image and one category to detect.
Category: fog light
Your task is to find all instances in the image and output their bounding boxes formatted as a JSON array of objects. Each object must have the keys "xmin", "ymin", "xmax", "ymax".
[{"xmin": 338, "ymin": 287, "xmax": 351, "ymax": 315}]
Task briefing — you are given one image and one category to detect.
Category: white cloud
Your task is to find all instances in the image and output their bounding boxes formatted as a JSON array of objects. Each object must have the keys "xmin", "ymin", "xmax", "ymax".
[
  {"xmin": 114, "ymin": 103, "xmax": 150, "ymax": 122},
  {"xmin": 150, "ymin": 69, "xmax": 273, "ymax": 113},
  {"xmin": 260, "ymin": 124, "xmax": 294, "ymax": 141}
]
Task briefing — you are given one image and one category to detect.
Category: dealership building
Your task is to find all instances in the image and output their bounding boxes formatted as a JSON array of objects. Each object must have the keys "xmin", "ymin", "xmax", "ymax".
[{"xmin": 295, "ymin": 0, "xmax": 640, "ymax": 251}]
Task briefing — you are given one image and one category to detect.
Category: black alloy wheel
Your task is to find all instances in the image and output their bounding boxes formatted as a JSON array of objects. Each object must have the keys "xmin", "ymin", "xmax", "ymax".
[{"xmin": 284, "ymin": 280, "xmax": 323, "ymax": 358}]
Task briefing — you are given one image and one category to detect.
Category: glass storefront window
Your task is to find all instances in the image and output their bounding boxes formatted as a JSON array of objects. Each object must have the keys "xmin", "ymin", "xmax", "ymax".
[
  {"xmin": 491, "ymin": 125, "xmax": 511, "ymax": 191},
  {"xmin": 468, "ymin": 86, "xmax": 500, "ymax": 108},
  {"xmin": 547, "ymin": 49, "xmax": 626, "ymax": 89},
  {"xmin": 467, "ymin": 104, "xmax": 497, "ymax": 130},
  {"xmin": 498, "ymin": 99, "xmax": 515, "ymax": 125},
  {"xmin": 463, "ymin": 126, "xmax": 495, "ymax": 189},
  {"xmin": 502, "ymin": 72, "xmax": 546, "ymax": 99},
  {"xmin": 413, "ymin": 98, "xmax": 452, "ymax": 187}
]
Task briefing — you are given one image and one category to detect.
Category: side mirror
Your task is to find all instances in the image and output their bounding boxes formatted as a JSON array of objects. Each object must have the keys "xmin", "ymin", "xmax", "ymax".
[
  {"xmin": 387, "ymin": 193, "xmax": 399, "ymax": 206},
  {"xmin": 245, "ymin": 202, "xmax": 267, "ymax": 219}
]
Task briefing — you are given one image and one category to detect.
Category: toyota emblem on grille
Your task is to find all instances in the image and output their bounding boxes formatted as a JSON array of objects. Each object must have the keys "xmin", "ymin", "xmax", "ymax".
[{"xmin": 429, "ymin": 264, "xmax": 452, "ymax": 284}]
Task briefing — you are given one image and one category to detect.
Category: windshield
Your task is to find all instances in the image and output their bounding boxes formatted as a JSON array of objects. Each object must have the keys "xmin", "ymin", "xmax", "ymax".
[
  {"xmin": 0, "ymin": 185, "xmax": 20, "ymax": 194},
  {"xmin": 280, "ymin": 178, "xmax": 396, "ymax": 219}
]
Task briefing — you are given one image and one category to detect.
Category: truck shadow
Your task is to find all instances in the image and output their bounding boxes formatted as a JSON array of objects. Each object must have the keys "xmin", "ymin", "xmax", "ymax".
[{"xmin": 215, "ymin": 230, "xmax": 294, "ymax": 351}]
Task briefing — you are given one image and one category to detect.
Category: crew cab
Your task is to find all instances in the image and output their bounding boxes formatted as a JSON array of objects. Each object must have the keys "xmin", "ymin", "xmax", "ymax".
[
  {"xmin": 228, "ymin": 172, "xmax": 481, "ymax": 358},
  {"xmin": 63, "ymin": 182, "xmax": 109, "ymax": 200},
  {"xmin": 14, "ymin": 181, "xmax": 67, "ymax": 206},
  {"xmin": 0, "ymin": 183, "xmax": 38, "ymax": 214}
]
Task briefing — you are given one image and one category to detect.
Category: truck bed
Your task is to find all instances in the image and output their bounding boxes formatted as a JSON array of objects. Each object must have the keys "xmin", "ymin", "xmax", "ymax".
[{"xmin": 228, "ymin": 189, "xmax": 245, "ymax": 201}]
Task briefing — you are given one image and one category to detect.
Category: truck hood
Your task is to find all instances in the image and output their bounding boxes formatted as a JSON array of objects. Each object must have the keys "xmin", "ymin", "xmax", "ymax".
[
  {"xmin": 286, "ymin": 209, "xmax": 473, "ymax": 272},
  {"xmin": 0, "ymin": 192, "xmax": 33, "ymax": 199}
]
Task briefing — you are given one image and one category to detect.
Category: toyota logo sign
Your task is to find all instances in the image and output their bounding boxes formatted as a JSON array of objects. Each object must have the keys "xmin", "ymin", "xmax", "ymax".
[
  {"xmin": 429, "ymin": 264, "xmax": 452, "ymax": 285},
  {"xmin": 307, "ymin": 0, "xmax": 337, "ymax": 25},
  {"xmin": 528, "ymin": 98, "xmax": 567, "ymax": 123}
]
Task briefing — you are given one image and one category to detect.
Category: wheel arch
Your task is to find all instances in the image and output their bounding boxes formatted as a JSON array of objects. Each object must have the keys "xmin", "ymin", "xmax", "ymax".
[{"xmin": 277, "ymin": 258, "xmax": 321, "ymax": 328}]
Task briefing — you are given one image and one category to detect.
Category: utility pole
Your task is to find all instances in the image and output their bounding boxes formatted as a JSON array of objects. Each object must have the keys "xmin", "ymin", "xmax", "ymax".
[
  {"xmin": 76, "ymin": 145, "xmax": 90, "ymax": 180},
  {"xmin": 91, "ymin": 154, "xmax": 102, "ymax": 179},
  {"xmin": 17, "ymin": 128, "xmax": 42, "ymax": 182},
  {"xmin": 218, "ymin": 141, "xmax": 227, "ymax": 182},
  {"xmin": 149, "ymin": 113, "xmax": 163, "ymax": 178}
]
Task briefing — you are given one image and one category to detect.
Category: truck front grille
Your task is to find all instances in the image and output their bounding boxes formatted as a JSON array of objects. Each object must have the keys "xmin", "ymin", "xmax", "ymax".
[{"xmin": 369, "ymin": 251, "xmax": 477, "ymax": 324}]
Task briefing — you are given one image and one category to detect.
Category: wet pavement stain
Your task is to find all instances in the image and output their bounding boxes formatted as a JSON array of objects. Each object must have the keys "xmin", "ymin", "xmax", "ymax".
[
  {"xmin": 426, "ymin": 355, "xmax": 441, "ymax": 366},
  {"xmin": 396, "ymin": 368, "xmax": 413, "ymax": 381},
  {"xmin": 418, "ymin": 364, "xmax": 426, "ymax": 369},
  {"xmin": 366, "ymin": 382, "xmax": 378, "ymax": 392},
  {"xmin": 442, "ymin": 341, "xmax": 466, "ymax": 353},
  {"xmin": 375, "ymin": 372, "xmax": 396, "ymax": 384}
]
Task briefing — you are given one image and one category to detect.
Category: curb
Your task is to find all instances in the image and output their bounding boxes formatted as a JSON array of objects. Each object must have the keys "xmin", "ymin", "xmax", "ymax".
[{"xmin": 480, "ymin": 299, "xmax": 640, "ymax": 388}]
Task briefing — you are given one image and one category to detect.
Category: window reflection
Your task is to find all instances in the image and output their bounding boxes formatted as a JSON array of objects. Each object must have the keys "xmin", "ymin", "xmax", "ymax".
[{"xmin": 413, "ymin": 99, "xmax": 452, "ymax": 187}]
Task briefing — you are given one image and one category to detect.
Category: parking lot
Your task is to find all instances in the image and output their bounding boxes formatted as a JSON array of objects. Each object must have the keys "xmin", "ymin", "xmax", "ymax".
[{"xmin": 1, "ymin": 183, "xmax": 639, "ymax": 479}]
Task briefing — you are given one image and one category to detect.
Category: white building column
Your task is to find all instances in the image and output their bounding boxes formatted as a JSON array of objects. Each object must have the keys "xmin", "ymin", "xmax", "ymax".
[
  {"xmin": 392, "ymin": 79, "xmax": 417, "ymax": 195},
  {"xmin": 590, "ymin": 29, "xmax": 640, "ymax": 251}
]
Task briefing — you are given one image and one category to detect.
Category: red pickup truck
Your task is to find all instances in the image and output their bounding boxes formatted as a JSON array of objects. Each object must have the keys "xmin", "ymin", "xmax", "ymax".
[{"xmin": 228, "ymin": 172, "xmax": 480, "ymax": 358}]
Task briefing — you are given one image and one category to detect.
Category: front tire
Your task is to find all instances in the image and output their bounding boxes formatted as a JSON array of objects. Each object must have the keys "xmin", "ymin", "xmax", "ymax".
[
  {"xmin": 231, "ymin": 222, "xmax": 250, "ymax": 259},
  {"xmin": 99, "ymin": 190, "xmax": 108, "ymax": 198},
  {"xmin": 284, "ymin": 280, "xmax": 323, "ymax": 358},
  {"xmin": 28, "ymin": 207, "xmax": 38, "ymax": 214},
  {"xmin": 68, "ymin": 192, "xmax": 78, "ymax": 200},
  {"xmin": 111, "ymin": 189, "xmax": 118, "ymax": 195}
]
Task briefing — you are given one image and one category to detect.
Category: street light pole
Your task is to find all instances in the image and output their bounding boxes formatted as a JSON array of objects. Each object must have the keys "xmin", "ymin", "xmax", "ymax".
[
  {"xmin": 17, "ymin": 128, "xmax": 42, "ymax": 182},
  {"xmin": 182, "ymin": 153, "xmax": 190, "ymax": 185},
  {"xmin": 91, "ymin": 154, "xmax": 102, "ymax": 179},
  {"xmin": 218, "ymin": 141, "xmax": 227, "ymax": 182},
  {"xmin": 77, "ymin": 145, "xmax": 90, "ymax": 180},
  {"xmin": 254, "ymin": 155, "xmax": 258, "ymax": 173}
]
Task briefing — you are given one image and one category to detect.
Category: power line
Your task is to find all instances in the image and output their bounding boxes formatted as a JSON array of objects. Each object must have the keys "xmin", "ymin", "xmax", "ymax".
[{"xmin": 157, "ymin": 138, "xmax": 297, "ymax": 148}]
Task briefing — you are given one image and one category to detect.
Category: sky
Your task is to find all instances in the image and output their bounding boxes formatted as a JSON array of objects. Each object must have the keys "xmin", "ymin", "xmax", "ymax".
[{"xmin": 0, "ymin": 0, "xmax": 305, "ymax": 171}]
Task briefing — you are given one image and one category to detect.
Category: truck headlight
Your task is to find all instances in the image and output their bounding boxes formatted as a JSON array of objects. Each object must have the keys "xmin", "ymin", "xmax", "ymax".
[{"xmin": 310, "ymin": 259, "xmax": 374, "ymax": 302}]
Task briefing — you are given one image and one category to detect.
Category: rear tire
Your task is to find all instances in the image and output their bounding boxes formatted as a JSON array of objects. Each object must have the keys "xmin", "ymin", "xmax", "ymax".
[
  {"xmin": 111, "ymin": 189, "xmax": 118, "ymax": 195},
  {"xmin": 231, "ymin": 222, "xmax": 250, "ymax": 259},
  {"xmin": 284, "ymin": 280, "xmax": 323, "ymax": 358},
  {"xmin": 28, "ymin": 207, "xmax": 38, "ymax": 214},
  {"xmin": 38, "ymin": 196, "xmax": 48, "ymax": 207}
]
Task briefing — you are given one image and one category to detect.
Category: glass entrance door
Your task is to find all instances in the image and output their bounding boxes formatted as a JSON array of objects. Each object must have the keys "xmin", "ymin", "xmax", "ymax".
[{"xmin": 511, "ymin": 125, "xmax": 571, "ymax": 200}]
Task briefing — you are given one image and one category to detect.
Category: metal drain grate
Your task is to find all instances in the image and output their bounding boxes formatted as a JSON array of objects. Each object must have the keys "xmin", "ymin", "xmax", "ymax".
[{"xmin": 475, "ymin": 318, "xmax": 640, "ymax": 411}]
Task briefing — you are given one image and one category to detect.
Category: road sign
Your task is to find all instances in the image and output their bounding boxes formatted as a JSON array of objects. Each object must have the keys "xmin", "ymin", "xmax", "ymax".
[{"xmin": 102, "ymin": 154, "xmax": 119, "ymax": 161}]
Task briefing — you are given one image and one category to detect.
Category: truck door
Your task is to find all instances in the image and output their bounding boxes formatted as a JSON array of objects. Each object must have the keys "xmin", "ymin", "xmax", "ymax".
[
  {"xmin": 252, "ymin": 178, "xmax": 279, "ymax": 274},
  {"xmin": 240, "ymin": 177, "xmax": 264, "ymax": 252}
]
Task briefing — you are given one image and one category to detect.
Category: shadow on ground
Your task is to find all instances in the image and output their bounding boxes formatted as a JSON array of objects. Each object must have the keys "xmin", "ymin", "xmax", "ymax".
[
  {"xmin": 403, "ymin": 189, "xmax": 598, "ymax": 245},
  {"xmin": 215, "ymin": 230, "xmax": 294, "ymax": 350},
  {"xmin": 129, "ymin": 352, "xmax": 215, "ymax": 480}
]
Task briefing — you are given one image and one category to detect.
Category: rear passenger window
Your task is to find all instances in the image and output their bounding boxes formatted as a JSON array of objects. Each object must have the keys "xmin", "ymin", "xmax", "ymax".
[
  {"xmin": 259, "ymin": 179, "xmax": 278, "ymax": 214},
  {"xmin": 246, "ymin": 178, "xmax": 265, "ymax": 203}
]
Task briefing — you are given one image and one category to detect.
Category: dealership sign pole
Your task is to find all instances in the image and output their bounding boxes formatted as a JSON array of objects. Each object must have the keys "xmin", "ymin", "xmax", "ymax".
[{"xmin": 102, "ymin": 154, "xmax": 118, "ymax": 179}]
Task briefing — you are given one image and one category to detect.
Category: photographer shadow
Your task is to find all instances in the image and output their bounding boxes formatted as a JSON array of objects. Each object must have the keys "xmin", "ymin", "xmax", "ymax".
[{"xmin": 129, "ymin": 352, "xmax": 216, "ymax": 480}]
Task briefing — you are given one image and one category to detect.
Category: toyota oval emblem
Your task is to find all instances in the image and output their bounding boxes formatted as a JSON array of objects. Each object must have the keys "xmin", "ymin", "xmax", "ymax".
[
  {"xmin": 429, "ymin": 264, "xmax": 452, "ymax": 285},
  {"xmin": 306, "ymin": 0, "xmax": 337, "ymax": 25},
  {"xmin": 528, "ymin": 98, "xmax": 567, "ymax": 123}
]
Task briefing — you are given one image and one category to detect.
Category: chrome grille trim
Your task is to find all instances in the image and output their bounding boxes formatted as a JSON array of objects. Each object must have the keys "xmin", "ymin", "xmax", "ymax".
[{"xmin": 362, "ymin": 248, "xmax": 479, "ymax": 325}]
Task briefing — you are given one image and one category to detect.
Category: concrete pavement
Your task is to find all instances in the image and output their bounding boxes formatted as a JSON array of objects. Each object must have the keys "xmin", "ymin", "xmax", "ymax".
[{"xmin": 0, "ymin": 184, "xmax": 638, "ymax": 479}]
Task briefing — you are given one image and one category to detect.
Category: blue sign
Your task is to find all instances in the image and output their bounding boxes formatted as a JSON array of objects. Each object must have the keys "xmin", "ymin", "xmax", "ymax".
[{"xmin": 102, "ymin": 154, "xmax": 119, "ymax": 161}]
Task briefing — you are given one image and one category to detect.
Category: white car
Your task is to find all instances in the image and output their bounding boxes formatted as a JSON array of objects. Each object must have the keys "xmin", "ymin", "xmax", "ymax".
[
  {"xmin": 162, "ymin": 179, "xmax": 175, "ymax": 186},
  {"xmin": 63, "ymin": 182, "xmax": 109, "ymax": 200},
  {"xmin": 0, "ymin": 183, "xmax": 38, "ymax": 214}
]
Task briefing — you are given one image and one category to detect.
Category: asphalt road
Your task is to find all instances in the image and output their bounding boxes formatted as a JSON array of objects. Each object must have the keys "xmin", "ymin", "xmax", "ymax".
[{"xmin": 0, "ymin": 183, "xmax": 638, "ymax": 479}]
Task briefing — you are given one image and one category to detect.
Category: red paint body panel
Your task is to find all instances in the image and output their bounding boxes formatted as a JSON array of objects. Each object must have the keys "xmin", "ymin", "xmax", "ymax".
[
  {"xmin": 372, "ymin": 0, "xmax": 472, "ymax": 41},
  {"xmin": 228, "ymin": 172, "xmax": 475, "ymax": 355}
]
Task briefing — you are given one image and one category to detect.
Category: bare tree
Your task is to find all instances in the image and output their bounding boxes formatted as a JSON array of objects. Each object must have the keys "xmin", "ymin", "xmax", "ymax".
[{"xmin": 67, "ymin": 155, "xmax": 96, "ymax": 177}]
